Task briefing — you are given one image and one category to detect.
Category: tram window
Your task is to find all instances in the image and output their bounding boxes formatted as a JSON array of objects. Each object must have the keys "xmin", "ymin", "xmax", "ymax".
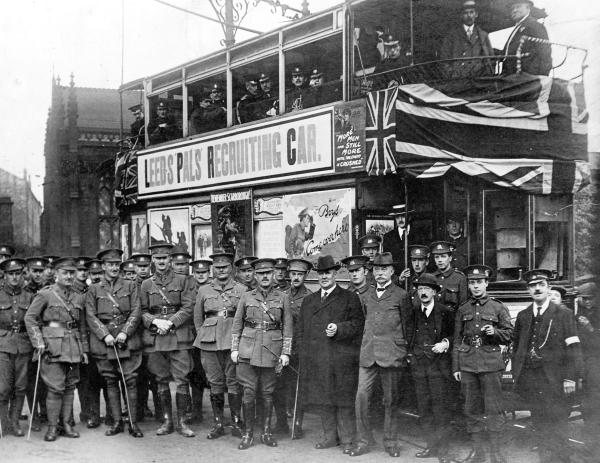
[
  {"xmin": 484, "ymin": 190, "xmax": 528, "ymax": 282},
  {"xmin": 147, "ymin": 92, "xmax": 183, "ymax": 145},
  {"xmin": 284, "ymin": 33, "xmax": 342, "ymax": 113},
  {"xmin": 232, "ymin": 55, "xmax": 279, "ymax": 125},
  {"xmin": 534, "ymin": 195, "xmax": 570, "ymax": 280},
  {"xmin": 187, "ymin": 73, "xmax": 227, "ymax": 136}
]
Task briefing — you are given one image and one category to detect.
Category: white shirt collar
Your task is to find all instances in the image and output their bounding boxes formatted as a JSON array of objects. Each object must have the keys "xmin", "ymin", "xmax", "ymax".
[
  {"xmin": 321, "ymin": 285, "xmax": 336, "ymax": 298},
  {"xmin": 421, "ymin": 301, "xmax": 435, "ymax": 317},
  {"xmin": 534, "ymin": 297, "xmax": 551, "ymax": 315},
  {"xmin": 463, "ymin": 24, "xmax": 474, "ymax": 35}
]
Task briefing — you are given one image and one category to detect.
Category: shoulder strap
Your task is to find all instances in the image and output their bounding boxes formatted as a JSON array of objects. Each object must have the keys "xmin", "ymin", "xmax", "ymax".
[
  {"xmin": 151, "ymin": 279, "xmax": 172, "ymax": 306},
  {"xmin": 51, "ymin": 289, "xmax": 77, "ymax": 321}
]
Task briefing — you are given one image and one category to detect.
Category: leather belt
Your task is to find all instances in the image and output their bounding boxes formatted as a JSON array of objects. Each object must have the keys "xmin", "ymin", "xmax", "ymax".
[
  {"xmin": 151, "ymin": 306, "xmax": 178, "ymax": 316},
  {"xmin": 99, "ymin": 314, "xmax": 128, "ymax": 325},
  {"xmin": 462, "ymin": 335, "xmax": 494, "ymax": 347},
  {"xmin": 206, "ymin": 309, "xmax": 236, "ymax": 319},
  {"xmin": 0, "ymin": 324, "xmax": 26, "ymax": 333},
  {"xmin": 244, "ymin": 320, "xmax": 280, "ymax": 331},
  {"xmin": 45, "ymin": 320, "xmax": 78, "ymax": 330}
]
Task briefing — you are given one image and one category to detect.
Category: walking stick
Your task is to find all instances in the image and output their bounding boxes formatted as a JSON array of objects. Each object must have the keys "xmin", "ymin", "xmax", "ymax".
[
  {"xmin": 112, "ymin": 345, "xmax": 134, "ymax": 427},
  {"xmin": 290, "ymin": 367, "xmax": 300, "ymax": 440},
  {"xmin": 27, "ymin": 349, "xmax": 43, "ymax": 441}
]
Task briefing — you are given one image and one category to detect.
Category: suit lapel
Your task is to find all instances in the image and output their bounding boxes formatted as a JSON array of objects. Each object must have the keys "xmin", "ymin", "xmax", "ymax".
[
  {"xmin": 521, "ymin": 304, "xmax": 534, "ymax": 342},
  {"xmin": 433, "ymin": 303, "xmax": 443, "ymax": 336}
]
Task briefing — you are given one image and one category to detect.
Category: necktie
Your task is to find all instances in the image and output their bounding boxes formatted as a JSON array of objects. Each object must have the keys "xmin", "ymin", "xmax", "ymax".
[
  {"xmin": 467, "ymin": 28, "xmax": 472, "ymax": 39},
  {"xmin": 321, "ymin": 292, "xmax": 327, "ymax": 303},
  {"xmin": 535, "ymin": 306, "xmax": 542, "ymax": 318}
]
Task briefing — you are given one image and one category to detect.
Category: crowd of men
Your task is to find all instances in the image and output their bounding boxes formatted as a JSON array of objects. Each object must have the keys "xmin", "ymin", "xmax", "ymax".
[{"xmin": 0, "ymin": 198, "xmax": 598, "ymax": 462}]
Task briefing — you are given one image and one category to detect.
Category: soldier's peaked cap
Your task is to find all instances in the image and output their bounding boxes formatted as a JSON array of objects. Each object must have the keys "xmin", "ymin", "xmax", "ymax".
[
  {"xmin": 464, "ymin": 264, "xmax": 493, "ymax": 280},
  {"xmin": 209, "ymin": 251, "xmax": 234, "ymax": 266},
  {"xmin": 75, "ymin": 256, "xmax": 93, "ymax": 270},
  {"xmin": 53, "ymin": 257, "xmax": 77, "ymax": 271},
  {"xmin": 409, "ymin": 245, "xmax": 430, "ymax": 258},
  {"xmin": 358, "ymin": 234, "xmax": 382, "ymax": 249},
  {"xmin": 235, "ymin": 256, "xmax": 258, "ymax": 269},
  {"xmin": 131, "ymin": 254, "xmax": 151, "ymax": 265},
  {"xmin": 0, "ymin": 244, "xmax": 15, "ymax": 256},
  {"xmin": 0, "ymin": 257, "xmax": 26, "ymax": 272},
  {"xmin": 148, "ymin": 241, "xmax": 174, "ymax": 257},
  {"xmin": 430, "ymin": 241, "xmax": 454, "ymax": 254},
  {"xmin": 96, "ymin": 248, "xmax": 124, "ymax": 263},
  {"xmin": 274, "ymin": 258, "xmax": 289, "ymax": 269},
  {"xmin": 120, "ymin": 260, "xmax": 136, "ymax": 272},
  {"xmin": 288, "ymin": 259, "xmax": 312, "ymax": 272},
  {"xmin": 191, "ymin": 260, "xmax": 212, "ymax": 271},
  {"xmin": 252, "ymin": 258, "xmax": 276, "ymax": 272},
  {"xmin": 26, "ymin": 257, "xmax": 49, "ymax": 269},
  {"xmin": 341, "ymin": 255, "xmax": 369, "ymax": 271},
  {"xmin": 86, "ymin": 260, "xmax": 104, "ymax": 273}
]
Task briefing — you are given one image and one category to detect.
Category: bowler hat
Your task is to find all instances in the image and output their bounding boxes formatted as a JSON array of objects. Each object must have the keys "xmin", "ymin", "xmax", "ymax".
[
  {"xmin": 372, "ymin": 252, "xmax": 395, "ymax": 267},
  {"xmin": 314, "ymin": 255, "xmax": 341, "ymax": 272},
  {"xmin": 551, "ymin": 285, "xmax": 567, "ymax": 299},
  {"xmin": 414, "ymin": 273, "xmax": 441, "ymax": 291}
]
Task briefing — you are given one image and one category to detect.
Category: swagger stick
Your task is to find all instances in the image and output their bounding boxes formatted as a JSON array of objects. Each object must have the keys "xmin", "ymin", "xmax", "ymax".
[
  {"xmin": 291, "ymin": 367, "xmax": 300, "ymax": 439},
  {"xmin": 262, "ymin": 345, "xmax": 299, "ymax": 375},
  {"xmin": 113, "ymin": 345, "xmax": 134, "ymax": 427},
  {"xmin": 27, "ymin": 349, "xmax": 43, "ymax": 440}
]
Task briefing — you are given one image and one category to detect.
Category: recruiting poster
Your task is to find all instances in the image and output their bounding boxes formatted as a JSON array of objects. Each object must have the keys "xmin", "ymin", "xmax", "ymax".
[
  {"xmin": 131, "ymin": 212, "xmax": 148, "ymax": 253},
  {"xmin": 148, "ymin": 206, "xmax": 191, "ymax": 252},
  {"xmin": 282, "ymin": 188, "xmax": 354, "ymax": 272},
  {"xmin": 333, "ymin": 100, "xmax": 365, "ymax": 172},
  {"xmin": 193, "ymin": 224, "xmax": 213, "ymax": 259},
  {"xmin": 211, "ymin": 190, "xmax": 253, "ymax": 261}
]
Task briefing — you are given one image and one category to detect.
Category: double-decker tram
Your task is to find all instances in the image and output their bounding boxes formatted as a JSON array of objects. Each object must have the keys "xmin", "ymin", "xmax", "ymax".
[{"xmin": 115, "ymin": 0, "xmax": 589, "ymax": 427}]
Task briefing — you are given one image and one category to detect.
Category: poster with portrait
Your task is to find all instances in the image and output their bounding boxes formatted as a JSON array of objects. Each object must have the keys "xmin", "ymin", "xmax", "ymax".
[
  {"xmin": 282, "ymin": 188, "xmax": 354, "ymax": 276},
  {"xmin": 148, "ymin": 206, "xmax": 191, "ymax": 253},
  {"xmin": 193, "ymin": 224, "xmax": 213, "ymax": 259},
  {"xmin": 130, "ymin": 212, "xmax": 148, "ymax": 253},
  {"xmin": 210, "ymin": 190, "xmax": 253, "ymax": 262}
]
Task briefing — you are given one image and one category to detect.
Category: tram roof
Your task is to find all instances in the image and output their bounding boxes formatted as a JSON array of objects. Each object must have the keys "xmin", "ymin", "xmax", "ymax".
[{"xmin": 120, "ymin": 0, "xmax": 547, "ymax": 92}]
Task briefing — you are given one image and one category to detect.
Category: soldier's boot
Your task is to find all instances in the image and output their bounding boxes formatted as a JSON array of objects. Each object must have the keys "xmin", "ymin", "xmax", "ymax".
[
  {"xmin": 238, "ymin": 401, "xmax": 255, "ymax": 450},
  {"xmin": 228, "ymin": 393, "xmax": 244, "ymax": 438},
  {"xmin": 60, "ymin": 391, "xmax": 79, "ymax": 438},
  {"xmin": 105, "ymin": 384, "xmax": 124, "ymax": 436},
  {"xmin": 462, "ymin": 433, "xmax": 486, "ymax": 463},
  {"xmin": 102, "ymin": 386, "xmax": 114, "ymax": 426},
  {"xmin": 175, "ymin": 393, "xmax": 195, "ymax": 437},
  {"xmin": 190, "ymin": 383, "xmax": 204, "ymax": 424},
  {"xmin": 156, "ymin": 388, "xmax": 174, "ymax": 435},
  {"xmin": 126, "ymin": 383, "xmax": 143, "ymax": 438},
  {"xmin": 291, "ymin": 409, "xmax": 304, "ymax": 439},
  {"xmin": 44, "ymin": 392, "xmax": 62, "ymax": 442},
  {"xmin": 26, "ymin": 394, "xmax": 42, "ymax": 432},
  {"xmin": 207, "ymin": 393, "xmax": 225, "ymax": 439},
  {"xmin": 272, "ymin": 388, "xmax": 290, "ymax": 435},
  {"xmin": 150, "ymin": 378, "xmax": 162, "ymax": 423},
  {"xmin": 0, "ymin": 400, "xmax": 10, "ymax": 437},
  {"xmin": 9, "ymin": 395, "xmax": 26, "ymax": 436},
  {"xmin": 260, "ymin": 398, "xmax": 277, "ymax": 447},
  {"xmin": 489, "ymin": 435, "xmax": 507, "ymax": 463}
]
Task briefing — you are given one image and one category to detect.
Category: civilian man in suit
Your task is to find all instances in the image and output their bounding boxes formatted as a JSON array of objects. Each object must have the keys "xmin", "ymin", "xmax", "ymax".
[
  {"xmin": 502, "ymin": 0, "xmax": 552, "ymax": 76},
  {"xmin": 382, "ymin": 204, "xmax": 413, "ymax": 276},
  {"xmin": 453, "ymin": 265, "xmax": 512, "ymax": 463},
  {"xmin": 297, "ymin": 255, "xmax": 364, "ymax": 453},
  {"xmin": 512, "ymin": 269, "xmax": 583, "ymax": 463},
  {"xmin": 406, "ymin": 273, "xmax": 454, "ymax": 462},
  {"xmin": 440, "ymin": 0, "xmax": 494, "ymax": 79},
  {"xmin": 351, "ymin": 252, "xmax": 411, "ymax": 458}
]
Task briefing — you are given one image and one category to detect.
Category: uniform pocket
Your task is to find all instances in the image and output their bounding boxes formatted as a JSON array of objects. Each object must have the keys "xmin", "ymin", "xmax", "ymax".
[
  {"xmin": 199, "ymin": 318, "xmax": 218, "ymax": 343},
  {"xmin": 42, "ymin": 326, "xmax": 65, "ymax": 357},
  {"xmin": 238, "ymin": 331, "xmax": 255, "ymax": 360},
  {"xmin": 269, "ymin": 334, "xmax": 283, "ymax": 357}
]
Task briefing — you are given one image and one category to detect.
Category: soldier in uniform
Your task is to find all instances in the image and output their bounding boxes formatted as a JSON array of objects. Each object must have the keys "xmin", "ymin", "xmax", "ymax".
[
  {"xmin": 171, "ymin": 250, "xmax": 191, "ymax": 276},
  {"xmin": 72, "ymin": 256, "xmax": 104, "ymax": 429},
  {"xmin": 235, "ymin": 256, "xmax": 258, "ymax": 291},
  {"xmin": 446, "ymin": 216, "xmax": 468, "ymax": 270},
  {"xmin": 399, "ymin": 245, "xmax": 431, "ymax": 301},
  {"xmin": 286, "ymin": 67, "xmax": 308, "ymax": 112},
  {"xmin": 131, "ymin": 253, "xmax": 157, "ymax": 422},
  {"xmin": 373, "ymin": 34, "xmax": 411, "ymax": 89},
  {"xmin": 147, "ymin": 101, "xmax": 179, "ymax": 145},
  {"xmin": 342, "ymin": 255, "xmax": 371, "ymax": 298},
  {"xmin": 258, "ymin": 73, "xmax": 278, "ymax": 117},
  {"xmin": 85, "ymin": 248, "xmax": 144, "ymax": 438},
  {"xmin": 193, "ymin": 252, "xmax": 245, "ymax": 439},
  {"xmin": 24, "ymin": 256, "xmax": 49, "ymax": 432},
  {"xmin": 129, "ymin": 104, "xmax": 145, "ymax": 148},
  {"xmin": 139, "ymin": 242, "xmax": 195, "ymax": 437},
  {"xmin": 281, "ymin": 258, "xmax": 312, "ymax": 439},
  {"xmin": 231, "ymin": 258, "xmax": 292, "ymax": 450},
  {"xmin": 0, "ymin": 258, "xmax": 34, "ymax": 436},
  {"xmin": 42, "ymin": 255, "xmax": 59, "ymax": 286},
  {"xmin": 512, "ymin": 269, "xmax": 583, "ymax": 463},
  {"xmin": 236, "ymin": 75, "xmax": 262, "ymax": 124},
  {"xmin": 358, "ymin": 234, "xmax": 382, "ymax": 286},
  {"xmin": 453, "ymin": 265, "xmax": 513, "ymax": 463},
  {"xmin": 430, "ymin": 241, "xmax": 468, "ymax": 312},
  {"xmin": 189, "ymin": 83, "xmax": 227, "ymax": 135},
  {"xmin": 86, "ymin": 260, "xmax": 104, "ymax": 284},
  {"xmin": 120, "ymin": 260, "xmax": 137, "ymax": 281},
  {"xmin": 0, "ymin": 245, "xmax": 16, "ymax": 283},
  {"xmin": 24, "ymin": 257, "xmax": 89, "ymax": 442},
  {"xmin": 351, "ymin": 252, "xmax": 411, "ymax": 458},
  {"xmin": 273, "ymin": 258, "xmax": 290, "ymax": 291},
  {"xmin": 406, "ymin": 273, "xmax": 454, "ymax": 462}
]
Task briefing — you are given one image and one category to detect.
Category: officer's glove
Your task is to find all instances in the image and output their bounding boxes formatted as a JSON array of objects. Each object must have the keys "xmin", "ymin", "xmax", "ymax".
[
  {"xmin": 279, "ymin": 354, "xmax": 290, "ymax": 367},
  {"xmin": 231, "ymin": 350, "xmax": 239, "ymax": 364},
  {"xmin": 104, "ymin": 334, "xmax": 116, "ymax": 347}
]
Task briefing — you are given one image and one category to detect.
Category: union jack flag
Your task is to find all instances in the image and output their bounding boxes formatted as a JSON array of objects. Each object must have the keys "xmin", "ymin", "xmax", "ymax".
[{"xmin": 365, "ymin": 86, "xmax": 398, "ymax": 176}]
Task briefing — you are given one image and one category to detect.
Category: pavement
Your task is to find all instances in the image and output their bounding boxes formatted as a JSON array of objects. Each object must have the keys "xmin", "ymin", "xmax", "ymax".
[{"xmin": 1, "ymin": 397, "xmax": 597, "ymax": 463}]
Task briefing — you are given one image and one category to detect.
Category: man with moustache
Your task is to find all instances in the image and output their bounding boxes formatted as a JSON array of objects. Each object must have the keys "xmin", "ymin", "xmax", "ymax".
[
  {"xmin": 0, "ymin": 258, "xmax": 34, "ymax": 436},
  {"xmin": 342, "ymin": 255, "xmax": 371, "ymax": 299},
  {"xmin": 231, "ymin": 258, "xmax": 292, "ymax": 450},
  {"xmin": 194, "ymin": 252, "xmax": 245, "ymax": 439},
  {"xmin": 351, "ymin": 252, "xmax": 410, "ymax": 458},
  {"xmin": 406, "ymin": 273, "xmax": 454, "ymax": 462},
  {"xmin": 297, "ymin": 255, "xmax": 364, "ymax": 453},
  {"xmin": 383, "ymin": 205, "xmax": 412, "ymax": 276},
  {"xmin": 139, "ymin": 242, "xmax": 196, "ymax": 437},
  {"xmin": 512, "ymin": 269, "xmax": 583, "ymax": 463},
  {"xmin": 235, "ymin": 256, "xmax": 258, "ymax": 291},
  {"xmin": 279, "ymin": 258, "xmax": 313, "ymax": 439},
  {"xmin": 453, "ymin": 265, "xmax": 512, "ymax": 463},
  {"xmin": 25, "ymin": 257, "xmax": 89, "ymax": 442},
  {"xmin": 86, "ymin": 260, "xmax": 104, "ymax": 284},
  {"xmin": 85, "ymin": 248, "xmax": 143, "ymax": 438}
]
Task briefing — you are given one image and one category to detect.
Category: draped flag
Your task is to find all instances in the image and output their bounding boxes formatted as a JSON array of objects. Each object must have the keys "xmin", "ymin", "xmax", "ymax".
[{"xmin": 365, "ymin": 73, "xmax": 588, "ymax": 194}]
